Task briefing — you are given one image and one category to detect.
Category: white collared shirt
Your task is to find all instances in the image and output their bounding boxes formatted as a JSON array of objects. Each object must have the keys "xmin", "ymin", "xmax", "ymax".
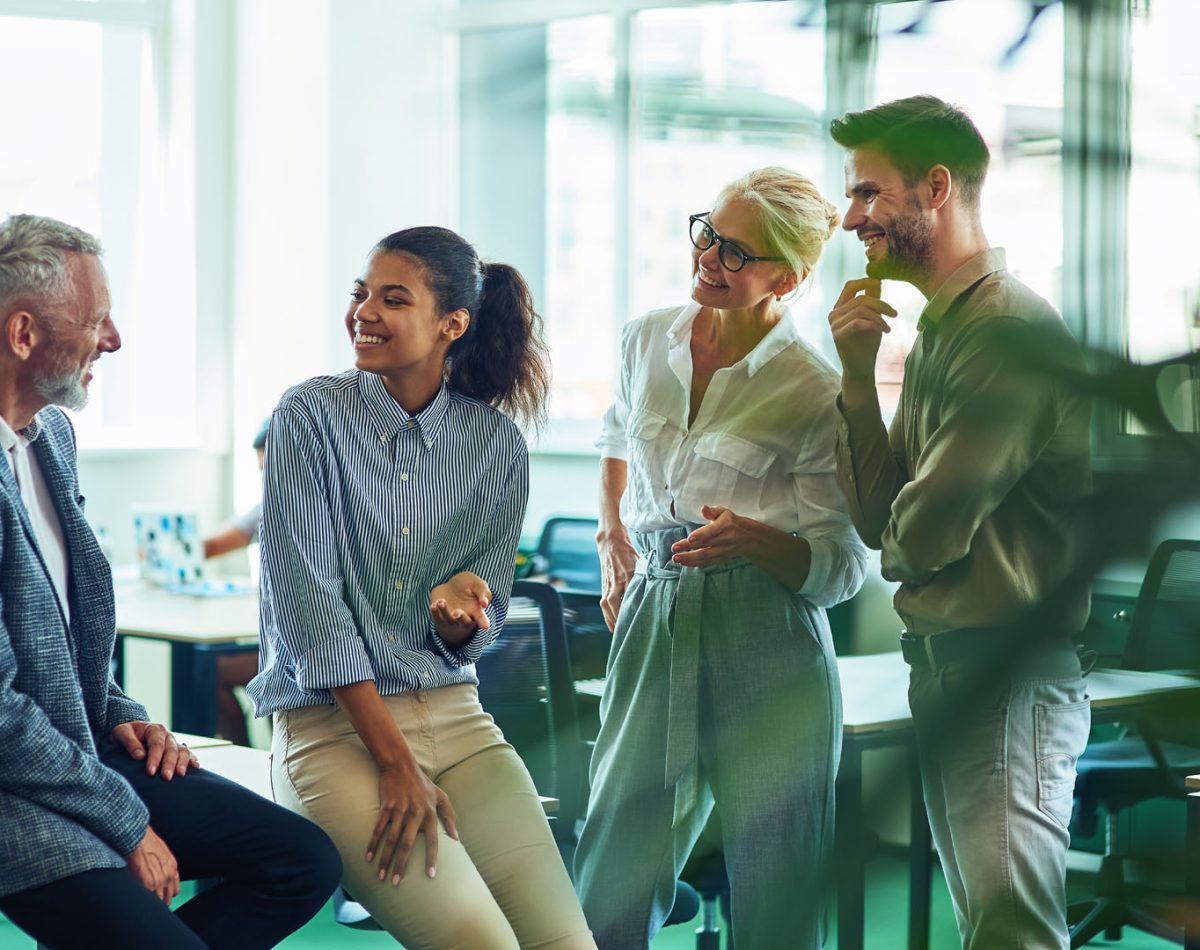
[
  {"xmin": 0, "ymin": 413, "xmax": 71, "ymax": 622},
  {"xmin": 597, "ymin": 301, "xmax": 868, "ymax": 606}
]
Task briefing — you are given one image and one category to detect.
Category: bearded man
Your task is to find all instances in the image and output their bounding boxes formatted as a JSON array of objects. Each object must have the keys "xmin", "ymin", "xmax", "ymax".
[{"xmin": 827, "ymin": 97, "xmax": 1092, "ymax": 950}]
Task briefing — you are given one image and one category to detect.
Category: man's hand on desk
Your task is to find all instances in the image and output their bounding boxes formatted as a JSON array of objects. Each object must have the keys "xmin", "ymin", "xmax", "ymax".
[
  {"xmin": 110, "ymin": 720, "xmax": 201, "ymax": 780},
  {"xmin": 125, "ymin": 825, "xmax": 180, "ymax": 904}
]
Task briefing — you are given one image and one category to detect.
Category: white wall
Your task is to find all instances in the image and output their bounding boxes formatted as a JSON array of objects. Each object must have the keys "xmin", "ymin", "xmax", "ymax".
[{"xmin": 78, "ymin": 450, "xmax": 229, "ymax": 565}]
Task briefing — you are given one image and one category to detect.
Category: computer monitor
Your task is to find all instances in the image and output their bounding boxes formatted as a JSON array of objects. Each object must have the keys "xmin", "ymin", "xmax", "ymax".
[{"xmin": 132, "ymin": 509, "xmax": 206, "ymax": 588}]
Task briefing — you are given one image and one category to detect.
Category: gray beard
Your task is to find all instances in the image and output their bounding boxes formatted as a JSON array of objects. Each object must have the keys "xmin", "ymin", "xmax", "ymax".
[{"xmin": 33, "ymin": 367, "xmax": 89, "ymax": 412}]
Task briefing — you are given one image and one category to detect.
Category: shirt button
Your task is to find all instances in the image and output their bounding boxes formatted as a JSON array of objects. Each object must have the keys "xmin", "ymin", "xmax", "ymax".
[
  {"xmin": 399, "ymin": 473, "xmax": 409, "ymax": 482},
  {"xmin": 379, "ymin": 433, "xmax": 388, "ymax": 443},
  {"xmin": 389, "ymin": 634, "xmax": 396, "ymax": 642},
  {"xmin": 394, "ymin": 580, "xmax": 404, "ymax": 591},
  {"xmin": 401, "ymin": 526, "xmax": 410, "ymax": 536}
]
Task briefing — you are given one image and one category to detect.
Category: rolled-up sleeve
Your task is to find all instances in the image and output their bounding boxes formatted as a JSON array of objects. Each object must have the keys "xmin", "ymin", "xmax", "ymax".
[
  {"xmin": 595, "ymin": 321, "xmax": 636, "ymax": 461},
  {"xmin": 260, "ymin": 406, "xmax": 374, "ymax": 692},
  {"xmin": 429, "ymin": 443, "xmax": 529, "ymax": 666},
  {"xmin": 834, "ymin": 397, "xmax": 909, "ymax": 550},
  {"xmin": 793, "ymin": 467, "xmax": 870, "ymax": 608}
]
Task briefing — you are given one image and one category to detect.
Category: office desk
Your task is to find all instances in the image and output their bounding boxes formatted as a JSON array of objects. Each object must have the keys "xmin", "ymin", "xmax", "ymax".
[
  {"xmin": 114, "ymin": 582, "xmax": 260, "ymax": 735},
  {"xmin": 115, "ymin": 584, "xmax": 547, "ymax": 737},
  {"xmin": 577, "ymin": 653, "xmax": 1200, "ymax": 950}
]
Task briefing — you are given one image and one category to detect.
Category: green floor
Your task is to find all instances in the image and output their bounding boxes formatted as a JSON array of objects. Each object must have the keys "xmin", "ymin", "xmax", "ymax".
[{"xmin": 0, "ymin": 855, "xmax": 1181, "ymax": 948}]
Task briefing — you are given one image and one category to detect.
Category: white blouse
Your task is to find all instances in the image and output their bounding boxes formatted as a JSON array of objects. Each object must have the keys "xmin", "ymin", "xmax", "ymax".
[{"xmin": 597, "ymin": 301, "xmax": 867, "ymax": 608}]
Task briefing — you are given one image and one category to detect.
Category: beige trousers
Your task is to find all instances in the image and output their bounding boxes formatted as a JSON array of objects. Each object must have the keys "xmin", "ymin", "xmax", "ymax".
[{"xmin": 271, "ymin": 683, "xmax": 594, "ymax": 949}]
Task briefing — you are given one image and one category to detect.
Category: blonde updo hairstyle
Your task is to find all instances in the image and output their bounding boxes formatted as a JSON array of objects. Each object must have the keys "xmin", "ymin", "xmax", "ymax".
[{"xmin": 715, "ymin": 166, "xmax": 840, "ymax": 288}]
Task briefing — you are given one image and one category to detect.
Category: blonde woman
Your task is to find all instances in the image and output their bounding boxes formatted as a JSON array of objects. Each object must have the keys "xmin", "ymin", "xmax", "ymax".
[{"xmin": 575, "ymin": 168, "xmax": 868, "ymax": 949}]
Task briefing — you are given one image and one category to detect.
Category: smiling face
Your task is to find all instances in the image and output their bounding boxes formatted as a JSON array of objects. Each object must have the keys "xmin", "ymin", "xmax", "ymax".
[
  {"xmin": 344, "ymin": 250, "xmax": 467, "ymax": 388},
  {"xmin": 842, "ymin": 147, "xmax": 935, "ymax": 285},
  {"xmin": 689, "ymin": 196, "xmax": 794, "ymax": 311},
  {"xmin": 31, "ymin": 253, "xmax": 120, "ymax": 411}
]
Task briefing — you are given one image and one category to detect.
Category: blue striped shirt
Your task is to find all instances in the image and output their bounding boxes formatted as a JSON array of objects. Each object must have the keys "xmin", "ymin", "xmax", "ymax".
[{"xmin": 247, "ymin": 370, "xmax": 529, "ymax": 717}]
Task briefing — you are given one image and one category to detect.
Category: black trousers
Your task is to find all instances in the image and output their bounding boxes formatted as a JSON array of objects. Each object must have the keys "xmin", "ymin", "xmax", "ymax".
[{"xmin": 0, "ymin": 744, "xmax": 342, "ymax": 949}]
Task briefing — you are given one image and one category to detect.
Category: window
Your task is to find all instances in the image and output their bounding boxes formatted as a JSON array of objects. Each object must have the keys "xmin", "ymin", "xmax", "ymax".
[
  {"xmin": 539, "ymin": 4, "xmax": 829, "ymax": 428},
  {"xmin": 462, "ymin": 2, "xmax": 834, "ymax": 447},
  {"xmin": 1127, "ymin": 0, "xmax": 1200, "ymax": 368},
  {"xmin": 457, "ymin": 0, "xmax": 1196, "ymax": 450},
  {"xmin": 870, "ymin": 0, "xmax": 1064, "ymax": 412},
  {"xmin": 0, "ymin": 1, "xmax": 197, "ymax": 449}
]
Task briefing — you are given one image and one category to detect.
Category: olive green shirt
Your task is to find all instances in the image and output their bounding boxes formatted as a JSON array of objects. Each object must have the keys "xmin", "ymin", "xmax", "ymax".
[{"xmin": 835, "ymin": 248, "xmax": 1091, "ymax": 637}]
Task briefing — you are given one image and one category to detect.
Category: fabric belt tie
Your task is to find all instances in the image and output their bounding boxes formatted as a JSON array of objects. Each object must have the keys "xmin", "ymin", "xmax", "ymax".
[{"xmin": 635, "ymin": 529, "xmax": 748, "ymax": 828}]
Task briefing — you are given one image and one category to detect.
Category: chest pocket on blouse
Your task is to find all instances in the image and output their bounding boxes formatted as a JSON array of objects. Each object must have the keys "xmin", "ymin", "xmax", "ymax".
[
  {"xmin": 628, "ymin": 407, "xmax": 668, "ymax": 442},
  {"xmin": 625, "ymin": 408, "xmax": 670, "ymax": 514},
  {"xmin": 689, "ymin": 432, "xmax": 776, "ymax": 507}
]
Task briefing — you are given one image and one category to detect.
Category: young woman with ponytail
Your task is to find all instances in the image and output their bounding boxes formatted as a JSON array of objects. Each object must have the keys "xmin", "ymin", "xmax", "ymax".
[{"xmin": 248, "ymin": 226, "xmax": 594, "ymax": 948}]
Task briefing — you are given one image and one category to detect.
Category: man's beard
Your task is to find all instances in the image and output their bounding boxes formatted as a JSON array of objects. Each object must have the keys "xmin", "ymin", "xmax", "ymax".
[
  {"xmin": 33, "ymin": 348, "xmax": 90, "ymax": 412},
  {"xmin": 866, "ymin": 197, "xmax": 934, "ymax": 285}
]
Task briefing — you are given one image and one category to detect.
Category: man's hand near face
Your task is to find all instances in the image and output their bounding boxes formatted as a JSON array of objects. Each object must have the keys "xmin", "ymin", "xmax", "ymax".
[{"xmin": 828, "ymin": 277, "xmax": 897, "ymax": 411}]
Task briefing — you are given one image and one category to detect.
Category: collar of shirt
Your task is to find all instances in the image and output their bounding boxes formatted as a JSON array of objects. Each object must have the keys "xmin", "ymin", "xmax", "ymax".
[
  {"xmin": 665, "ymin": 300, "xmax": 802, "ymax": 377},
  {"xmin": 357, "ymin": 371, "xmax": 452, "ymax": 448},
  {"xmin": 0, "ymin": 414, "xmax": 17, "ymax": 456},
  {"xmin": 917, "ymin": 246, "xmax": 1007, "ymax": 334},
  {"xmin": 0, "ymin": 411, "xmax": 43, "ymax": 455}
]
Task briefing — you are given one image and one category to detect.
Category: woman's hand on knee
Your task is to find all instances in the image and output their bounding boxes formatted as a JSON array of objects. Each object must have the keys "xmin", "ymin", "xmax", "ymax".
[{"xmin": 368, "ymin": 761, "xmax": 459, "ymax": 884}]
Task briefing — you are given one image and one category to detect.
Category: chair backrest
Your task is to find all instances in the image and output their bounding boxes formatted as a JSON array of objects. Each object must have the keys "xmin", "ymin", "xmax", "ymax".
[
  {"xmin": 536, "ymin": 517, "xmax": 602, "ymax": 590},
  {"xmin": 510, "ymin": 580, "xmax": 587, "ymax": 839},
  {"xmin": 1122, "ymin": 539, "xmax": 1200, "ymax": 674}
]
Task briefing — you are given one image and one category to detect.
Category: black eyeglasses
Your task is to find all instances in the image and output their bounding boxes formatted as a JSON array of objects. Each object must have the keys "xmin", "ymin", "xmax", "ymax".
[{"xmin": 688, "ymin": 212, "xmax": 786, "ymax": 272}]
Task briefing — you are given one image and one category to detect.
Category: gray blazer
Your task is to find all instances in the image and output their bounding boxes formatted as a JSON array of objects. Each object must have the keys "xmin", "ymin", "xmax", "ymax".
[{"xmin": 0, "ymin": 407, "xmax": 150, "ymax": 896}]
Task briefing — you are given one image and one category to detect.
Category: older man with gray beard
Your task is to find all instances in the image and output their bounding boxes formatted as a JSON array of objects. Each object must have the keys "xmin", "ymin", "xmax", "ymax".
[{"xmin": 0, "ymin": 214, "xmax": 341, "ymax": 948}]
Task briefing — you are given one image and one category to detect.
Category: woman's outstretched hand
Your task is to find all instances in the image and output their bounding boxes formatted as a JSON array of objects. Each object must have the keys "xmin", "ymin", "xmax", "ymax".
[{"xmin": 430, "ymin": 571, "xmax": 492, "ymax": 645}]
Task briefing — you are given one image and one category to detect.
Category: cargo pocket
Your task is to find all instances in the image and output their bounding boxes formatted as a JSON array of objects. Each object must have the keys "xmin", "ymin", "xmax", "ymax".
[
  {"xmin": 626, "ymin": 408, "xmax": 670, "ymax": 513},
  {"xmin": 1035, "ymin": 699, "xmax": 1090, "ymax": 828},
  {"xmin": 690, "ymin": 432, "xmax": 776, "ymax": 505}
]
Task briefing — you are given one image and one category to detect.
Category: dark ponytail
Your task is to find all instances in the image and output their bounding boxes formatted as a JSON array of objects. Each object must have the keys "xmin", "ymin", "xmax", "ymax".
[{"xmin": 373, "ymin": 227, "xmax": 550, "ymax": 429}]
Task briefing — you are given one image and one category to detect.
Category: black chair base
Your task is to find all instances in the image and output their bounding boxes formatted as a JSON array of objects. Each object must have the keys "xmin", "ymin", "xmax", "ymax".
[{"xmin": 1068, "ymin": 857, "xmax": 1188, "ymax": 947}]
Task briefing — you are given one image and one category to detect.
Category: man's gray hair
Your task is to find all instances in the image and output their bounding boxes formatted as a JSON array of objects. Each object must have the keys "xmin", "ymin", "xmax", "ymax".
[{"xmin": 0, "ymin": 214, "xmax": 103, "ymax": 309}]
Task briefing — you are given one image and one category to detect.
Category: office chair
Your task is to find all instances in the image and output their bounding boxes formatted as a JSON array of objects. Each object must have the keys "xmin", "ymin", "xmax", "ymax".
[
  {"xmin": 534, "ymin": 516, "xmax": 603, "ymax": 590},
  {"xmin": 1068, "ymin": 539, "xmax": 1200, "ymax": 946},
  {"xmin": 511, "ymin": 582, "xmax": 703, "ymax": 932}
]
